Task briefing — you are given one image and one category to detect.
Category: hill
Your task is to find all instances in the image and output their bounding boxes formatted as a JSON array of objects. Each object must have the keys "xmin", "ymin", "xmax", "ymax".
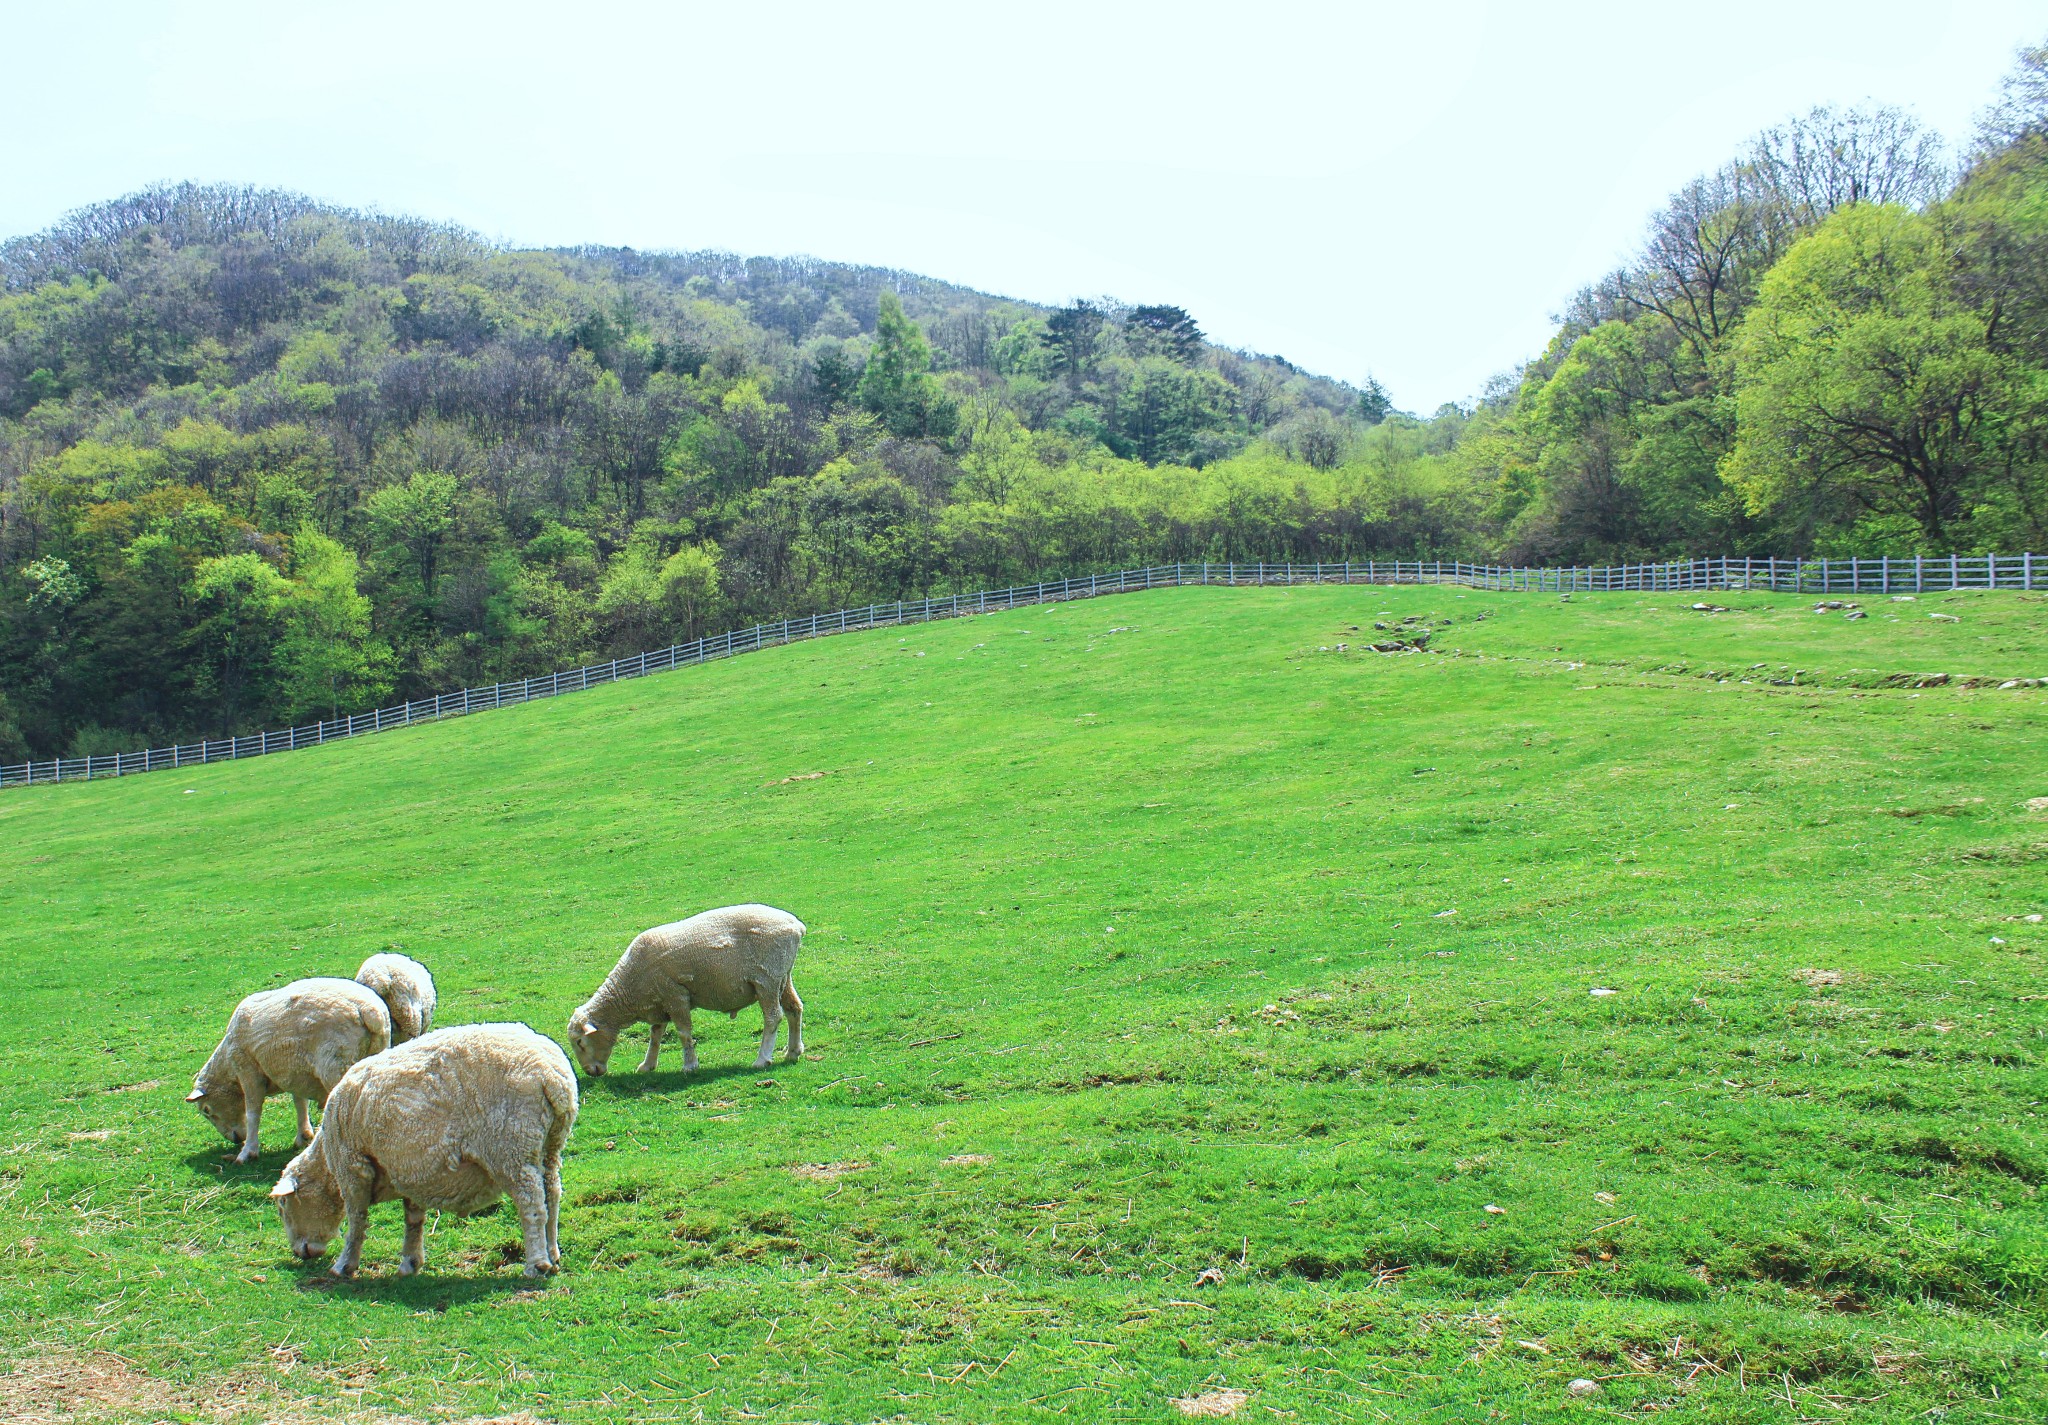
[
  {"xmin": 0, "ymin": 183, "xmax": 1384, "ymax": 762},
  {"xmin": 2, "ymin": 583, "xmax": 2044, "ymax": 1422}
]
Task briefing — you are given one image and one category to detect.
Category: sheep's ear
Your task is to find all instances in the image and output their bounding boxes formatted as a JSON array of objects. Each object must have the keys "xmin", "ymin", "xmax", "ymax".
[
  {"xmin": 270, "ymin": 1174, "xmax": 297, "ymax": 1198},
  {"xmin": 186, "ymin": 1089, "xmax": 206, "ymax": 1102}
]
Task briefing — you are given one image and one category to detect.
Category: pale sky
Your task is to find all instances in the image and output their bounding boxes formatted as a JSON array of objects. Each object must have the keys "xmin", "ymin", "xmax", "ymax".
[{"xmin": 4, "ymin": 0, "xmax": 2040, "ymax": 411}]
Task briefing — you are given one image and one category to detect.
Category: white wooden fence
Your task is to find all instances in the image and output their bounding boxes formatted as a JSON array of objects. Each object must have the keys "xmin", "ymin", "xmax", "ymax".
[{"xmin": 4, "ymin": 552, "xmax": 2038, "ymax": 790}]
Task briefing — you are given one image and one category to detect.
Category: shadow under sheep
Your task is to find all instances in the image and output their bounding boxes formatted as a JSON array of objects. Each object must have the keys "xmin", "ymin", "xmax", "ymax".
[{"xmin": 583, "ymin": 1058, "xmax": 789, "ymax": 1098}]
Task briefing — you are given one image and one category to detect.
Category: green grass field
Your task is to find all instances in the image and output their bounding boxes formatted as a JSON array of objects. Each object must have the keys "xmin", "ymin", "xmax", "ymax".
[{"xmin": 3, "ymin": 583, "xmax": 2045, "ymax": 1423}]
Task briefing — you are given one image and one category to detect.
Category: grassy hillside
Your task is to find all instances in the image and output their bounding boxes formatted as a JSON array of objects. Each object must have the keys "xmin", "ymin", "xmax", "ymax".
[{"xmin": 2, "ymin": 583, "xmax": 2045, "ymax": 1423}]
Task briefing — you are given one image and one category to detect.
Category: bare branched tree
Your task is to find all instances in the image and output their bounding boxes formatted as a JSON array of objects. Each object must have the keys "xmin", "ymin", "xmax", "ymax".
[
  {"xmin": 1745, "ymin": 104, "xmax": 1951, "ymax": 222},
  {"xmin": 1974, "ymin": 36, "xmax": 2048, "ymax": 157}
]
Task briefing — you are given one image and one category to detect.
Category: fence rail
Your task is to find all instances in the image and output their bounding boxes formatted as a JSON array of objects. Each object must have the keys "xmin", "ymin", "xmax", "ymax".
[{"xmin": 5, "ymin": 552, "xmax": 2038, "ymax": 790}]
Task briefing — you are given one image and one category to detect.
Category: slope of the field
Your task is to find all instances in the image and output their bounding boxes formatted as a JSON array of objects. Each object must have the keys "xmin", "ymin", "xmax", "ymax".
[{"xmin": 1, "ymin": 585, "xmax": 2045, "ymax": 1423}]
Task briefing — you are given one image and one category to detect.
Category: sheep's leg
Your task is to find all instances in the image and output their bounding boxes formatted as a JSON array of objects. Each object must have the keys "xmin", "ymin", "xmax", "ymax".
[
  {"xmin": 639, "ymin": 1015, "xmax": 668, "ymax": 1073},
  {"xmin": 330, "ymin": 1153, "xmax": 377, "ymax": 1278},
  {"xmin": 657, "ymin": 989, "xmax": 697, "ymax": 1072},
  {"xmin": 543, "ymin": 1149, "xmax": 564, "ymax": 1265},
  {"xmin": 511, "ymin": 1166, "xmax": 555, "ymax": 1276},
  {"xmin": 398, "ymin": 1200, "xmax": 426, "ymax": 1275},
  {"xmin": 235, "ymin": 1079, "xmax": 265, "ymax": 1163},
  {"xmin": 753, "ymin": 983, "xmax": 785, "ymax": 1070},
  {"xmin": 781, "ymin": 977, "xmax": 805, "ymax": 1062},
  {"xmin": 293, "ymin": 1096, "xmax": 314, "ymax": 1147},
  {"xmin": 331, "ymin": 1197, "xmax": 371, "ymax": 1279}
]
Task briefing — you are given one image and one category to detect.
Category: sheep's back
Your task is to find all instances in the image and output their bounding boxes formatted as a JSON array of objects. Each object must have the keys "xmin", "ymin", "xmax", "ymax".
[
  {"xmin": 323, "ymin": 1024, "xmax": 575, "ymax": 1205},
  {"xmin": 234, "ymin": 979, "xmax": 391, "ymax": 1093},
  {"xmin": 629, "ymin": 904, "xmax": 804, "ymax": 1013}
]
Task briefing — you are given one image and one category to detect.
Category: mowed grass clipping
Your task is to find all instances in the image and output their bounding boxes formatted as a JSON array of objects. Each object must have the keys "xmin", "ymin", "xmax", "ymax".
[{"xmin": 2, "ymin": 584, "xmax": 2046, "ymax": 1423}]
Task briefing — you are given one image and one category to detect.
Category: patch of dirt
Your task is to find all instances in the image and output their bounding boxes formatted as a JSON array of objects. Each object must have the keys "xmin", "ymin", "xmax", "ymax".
[
  {"xmin": 2, "ymin": 1349, "xmax": 357, "ymax": 1424},
  {"xmin": 767, "ymin": 771, "xmax": 829, "ymax": 786},
  {"xmin": 1885, "ymin": 798, "xmax": 1984, "ymax": 818},
  {"xmin": 99, "ymin": 1080, "xmax": 162, "ymax": 1095},
  {"xmin": 3, "ymin": 1347, "xmax": 557, "ymax": 1425},
  {"xmin": 789, "ymin": 1160, "xmax": 868, "ymax": 1181},
  {"xmin": 1794, "ymin": 968, "xmax": 1843, "ymax": 989},
  {"xmin": 1171, "ymin": 1388, "xmax": 1250, "ymax": 1418},
  {"xmin": 941, "ymin": 1153, "xmax": 992, "ymax": 1166},
  {"xmin": 2027, "ymin": 797, "xmax": 2048, "ymax": 813},
  {"xmin": 64, "ymin": 1130, "xmax": 113, "ymax": 1142}
]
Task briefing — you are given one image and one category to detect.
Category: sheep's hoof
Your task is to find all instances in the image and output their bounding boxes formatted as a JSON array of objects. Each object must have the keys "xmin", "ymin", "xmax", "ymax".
[
  {"xmin": 522, "ymin": 1259, "xmax": 557, "ymax": 1278},
  {"xmin": 397, "ymin": 1256, "xmax": 421, "ymax": 1276},
  {"xmin": 235, "ymin": 1149, "xmax": 260, "ymax": 1165},
  {"xmin": 330, "ymin": 1261, "xmax": 356, "ymax": 1280}
]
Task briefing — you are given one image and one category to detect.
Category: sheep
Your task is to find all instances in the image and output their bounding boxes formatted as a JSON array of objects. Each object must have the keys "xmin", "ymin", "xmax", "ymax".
[
  {"xmin": 187, "ymin": 978, "xmax": 392, "ymax": 1163},
  {"xmin": 353, "ymin": 951, "xmax": 437, "ymax": 1043},
  {"xmin": 270, "ymin": 1022, "xmax": 577, "ymax": 1278},
  {"xmin": 566, "ymin": 903, "xmax": 805, "ymax": 1076}
]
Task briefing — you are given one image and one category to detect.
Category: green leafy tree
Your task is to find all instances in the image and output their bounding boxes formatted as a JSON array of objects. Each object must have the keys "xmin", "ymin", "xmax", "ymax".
[
  {"xmin": 1124, "ymin": 305, "xmax": 1203, "ymax": 363},
  {"xmin": 276, "ymin": 530, "xmax": 392, "ymax": 719},
  {"xmin": 1356, "ymin": 375, "xmax": 1394, "ymax": 426},
  {"xmin": 365, "ymin": 471, "xmax": 458, "ymax": 600},
  {"xmin": 187, "ymin": 552, "xmax": 291, "ymax": 731},
  {"xmin": 1041, "ymin": 301, "xmax": 1104, "ymax": 390},
  {"xmin": 857, "ymin": 293, "xmax": 956, "ymax": 439},
  {"xmin": 1723, "ymin": 203, "xmax": 2030, "ymax": 547}
]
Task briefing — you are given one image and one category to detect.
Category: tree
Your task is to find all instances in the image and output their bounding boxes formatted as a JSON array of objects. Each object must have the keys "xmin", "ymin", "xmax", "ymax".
[
  {"xmin": 276, "ymin": 530, "xmax": 391, "ymax": 719},
  {"xmin": 808, "ymin": 343, "xmax": 862, "ymax": 410},
  {"xmin": 1041, "ymin": 301, "xmax": 1105, "ymax": 391},
  {"xmin": 594, "ymin": 535, "xmax": 724, "ymax": 653},
  {"xmin": 1723, "ymin": 203, "xmax": 2029, "ymax": 547},
  {"xmin": 1356, "ymin": 375, "xmax": 1393, "ymax": 426},
  {"xmin": 856, "ymin": 293, "xmax": 955, "ymax": 439},
  {"xmin": 187, "ymin": 552, "xmax": 290, "ymax": 730},
  {"xmin": 1974, "ymin": 35, "xmax": 2048, "ymax": 158},
  {"xmin": 365, "ymin": 470, "xmax": 458, "ymax": 599},
  {"xmin": 1746, "ymin": 105, "xmax": 1950, "ymax": 224},
  {"xmin": 658, "ymin": 544, "xmax": 723, "ymax": 640},
  {"xmin": 1124, "ymin": 305, "xmax": 1203, "ymax": 363}
]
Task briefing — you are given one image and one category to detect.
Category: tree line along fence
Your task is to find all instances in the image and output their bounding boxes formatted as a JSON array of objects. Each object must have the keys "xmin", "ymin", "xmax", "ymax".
[{"xmin": 4, "ymin": 551, "xmax": 2040, "ymax": 790}]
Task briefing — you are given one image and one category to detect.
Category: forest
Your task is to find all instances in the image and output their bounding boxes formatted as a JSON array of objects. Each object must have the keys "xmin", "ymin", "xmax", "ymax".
[{"xmin": 1, "ymin": 41, "xmax": 2044, "ymax": 758}]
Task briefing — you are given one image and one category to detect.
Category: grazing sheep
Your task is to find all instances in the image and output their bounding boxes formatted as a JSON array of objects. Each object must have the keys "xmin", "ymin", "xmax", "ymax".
[
  {"xmin": 187, "ymin": 979, "xmax": 392, "ymax": 1163},
  {"xmin": 353, "ymin": 952, "xmax": 437, "ymax": 1043},
  {"xmin": 566, "ymin": 903, "xmax": 805, "ymax": 1076},
  {"xmin": 270, "ymin": 1023, "xmax": 577, "ymax": 1278}
]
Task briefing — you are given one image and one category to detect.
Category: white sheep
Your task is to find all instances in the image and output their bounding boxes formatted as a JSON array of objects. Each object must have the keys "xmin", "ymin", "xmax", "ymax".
[
  {"xmin": 566, "ymin": 903, "xmax": 805, "ymax": 1076},
  {"xmin": 270, "ymin": 1022, "xmax": 577, "ymax": 1278},
  {"xmin": 353, "ymin": 952, "xmax": 437, "ymax": 1043},
  {"xmin": 187, "ymin": 978, "xmax": 392, "ymax": 1163}
]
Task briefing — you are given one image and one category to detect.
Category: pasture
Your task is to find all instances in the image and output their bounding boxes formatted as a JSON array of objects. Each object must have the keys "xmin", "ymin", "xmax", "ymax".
[{"xmin": 1, "ymin": 583, "xmax": 2044, "ymax": 1423}]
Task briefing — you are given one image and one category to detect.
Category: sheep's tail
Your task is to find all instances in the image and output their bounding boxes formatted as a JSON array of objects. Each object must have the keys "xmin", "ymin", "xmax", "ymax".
[
  {"xmin": 387, "ymin": 996, "xmax": 422, "ymax": 1043},
  {"xmin": 359, "ymin": 1001, "xmax": 392, "ymax": 1056},
  {"xmin": 542, "ymin": 1068, "xmax": 579, "ymax": 1135}
]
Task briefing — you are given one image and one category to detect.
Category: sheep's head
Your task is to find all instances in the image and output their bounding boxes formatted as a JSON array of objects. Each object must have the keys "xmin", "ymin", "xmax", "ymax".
[
  {"xmin": 186, "ymin": 1079, "xmax": 248, "ymax": 1146},
  {"xmin": 270, "ymin": 1147, "xmax": 343, "ymax": 1261},
  {"xmin": 565, "ymin": 1007, "xmax": 618, "ymax": 1076}
]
